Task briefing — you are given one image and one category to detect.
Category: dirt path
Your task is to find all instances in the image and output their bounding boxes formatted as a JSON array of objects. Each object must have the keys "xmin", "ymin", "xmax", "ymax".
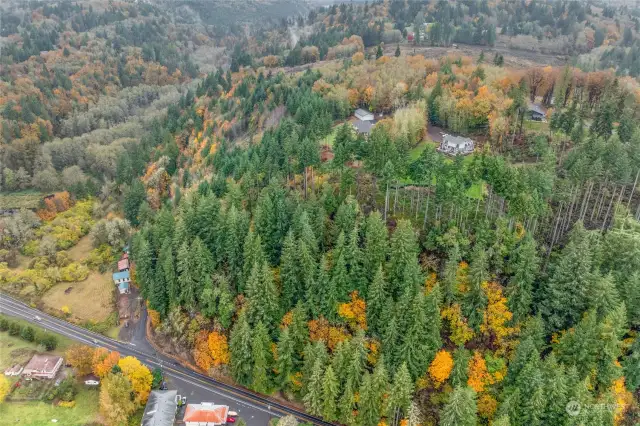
[{"xmin": 385, "ymin": 42, "xmax": 566, "ymax": 68}]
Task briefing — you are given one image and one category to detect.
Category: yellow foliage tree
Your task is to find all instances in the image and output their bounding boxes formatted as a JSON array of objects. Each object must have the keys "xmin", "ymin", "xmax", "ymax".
[
  {"xmin": 480, "ymin": 281, "xmax": 518, "ymax": 355},
  {"xmin": 263, "ymin": 55, "xmax": 280, "ymax": 68},
  {"xmin": 477, "ymin": 393, "xmax": 498, "ymax": 420},
  {"xmin": 352, "ymin": 52, "xmax": 365, "ymax": 64},
  {"xmin": 66, "ymin": 344, "xmax": 95, "ymax": 376},
  {"xmin": 428, "ymin": 350, "xmax": 454, "ymax": 387},
  {"xmin": 338, "ymin": 291, "xmax": 367, "ymax": 331},
  {"xmin": 441, "ymin": 304, "xmax": 474, "ymax": 346},
  {"xmin": 118, "ymin": 356, "xmax": 153, "ymax": 405},
  {"xmin": 363, "ymin": 86, "xmax": 375, "ymax": 107},
  {"xmin": 100, "ymin": 373, "xmax": 136, "ymax": 426},
  {"xmin": 148, "ymin": 308, "xmax": 161, "ymax": 329},
  {"xmin": 0, "ymin": 375, "xmax": 10, "ymax": 403},
  {"xmin": 208, "ymin": 331, "xmax": 231, "ymax": 366},
  {"xmin": 612, "ymin": 376, "xmax": 633, "ymax": 424}
]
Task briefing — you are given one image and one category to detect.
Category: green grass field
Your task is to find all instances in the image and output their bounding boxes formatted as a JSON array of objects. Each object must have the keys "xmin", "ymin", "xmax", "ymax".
[
  {"xmin": 0, "ymin": 316, "xmax": 74, "ymax": 365},
  {"xmin": 0, "ymin": 190, "xmax": 44, "ymax": 210},
  {"xmin": 0, "ymin": 324, "xmax": 99, "ymax": 425},
  {"xmin": 523, "ymin": 120, "xmax": 549, "ymax": 133},
  {"xmin": 0, "ymin": 333, "xmax": 42, "ymax": 370},
  {"xmin": 409, "ymin": 140, "xmax": 436, "ymax": 161},
  {"xmin": 0, "ymin": 387, "xmax": 100, "ymax": 426},
  {"xmin": 406, "ymin": 140, "xmax": 485, "ymax": 200},
  {"xmin": 321, "ymin": 125, "xmax": 340, "ymax": 147}
]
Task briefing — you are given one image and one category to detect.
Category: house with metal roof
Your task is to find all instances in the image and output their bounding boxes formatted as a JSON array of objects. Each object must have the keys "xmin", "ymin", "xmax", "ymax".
[
  {"xmin": 118, "ymin": 281, "xmax": 130, "ymax": 294},
  {"xmin": 141, "ymin": 390, "xmax": 178, "ymax": 426},
  {"xmin": 353, "ymin": 119, "xmax": 373, "ymax": 135},
  {"xmin": 438, "ymin": 134, "xmax": 474, "ymax": 156},
  {"xmin": 113, "ymin": 271, "xmax": 131, "ymax": 294},
  {"xmin": 354, "ymin": 108, "xmax": 374, "ymax": 122}
]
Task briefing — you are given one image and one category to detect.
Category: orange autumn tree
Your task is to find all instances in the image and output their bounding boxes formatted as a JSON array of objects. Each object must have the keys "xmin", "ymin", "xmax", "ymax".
[
  {"xmin": 118, "ymin": 356, "xmax": 153, "ymax": 405},
  {"xmin": 207, "ymin": 331, "xmax": 230, "ymax": 366},
  {"xmin": 428, "ymin": 350, "xmax": 454, "ymax": 387},
  {"xmin": 193, "ymin": 331, "xmax": 215, "ymax": 371},
  {"xmin": 37, "ymin": 191, "xmax": 73, "ymax": 220},
  {"xmin": 93, "ymin": 350, "xmax": 121, "ymax": 378},
  {"xmin": 308, "ymin": 317, "xmax": 350, "ymax": 351},
  {"xmin": 612, "ymin": 376, "xmax": 634, "ymax": 424},
  {"xmin": 467, "ymin": 351, "xmax": 493, "ymax": 393},
  {"xmin": 338, "ymin": 291, "xmax": 367, "ymax": 331}
]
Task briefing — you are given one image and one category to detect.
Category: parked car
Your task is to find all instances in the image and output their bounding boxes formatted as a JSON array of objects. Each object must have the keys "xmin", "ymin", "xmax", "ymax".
[
  {"xmin": 227, "ymin": 417, "xmax": 236, "ymax": 423},
  {"xmin": 228, "ymin": 411, "xmax": 238, "ymax": 417}
]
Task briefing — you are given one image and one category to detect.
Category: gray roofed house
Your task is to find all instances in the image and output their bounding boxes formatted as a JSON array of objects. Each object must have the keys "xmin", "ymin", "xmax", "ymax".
[
  {"xmin": 354, "ymin": 108, "xmax": 374, "ymax": 121},
  {"xmin": 353, "ymin": 119, "xmax": 373, "ymax": 135},
  {"xmin": 438, "ymin": 134, "xmax": 474, "ymax": 155},
  {"xmin": 141, "ymin": 390, "xmax": 178, "ymax": 426}
]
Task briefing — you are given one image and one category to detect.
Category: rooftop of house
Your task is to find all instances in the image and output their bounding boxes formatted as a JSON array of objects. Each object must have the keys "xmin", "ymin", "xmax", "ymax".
[
  {"xmin": 112, "ymin": 271, "xmax": 130, "ymax": 281},
  {"xmin": 355, "ymin": 108, "xmax": 372, "ymax": 116},
  {"xmin": 528, "ymin": 102, "xmax": 545, "ymax": 115},
  {"xmin": 443, "ymin": 134, "xmax": 474, "ymax": 147},
  {"xmin": 141, "ymin": 390, "xmax": 178, "ymax": 426},
  {"xmin": 183, "ymin": 403, "xmax": 229, "ymax": 424},
  {"xmin": 353, "ymin": 119, "xmax": 373, "ymax": 134},
  {"xmin": 4, "ymin": 364, "xmax": 23, "ymax": 374},
  {"xmin": 24, "ymin": 354, "xmax": 62, "ymax": 373},
  {"xmin": 117, "ymin": 258, "xmax": 129, "ymax": 270}
]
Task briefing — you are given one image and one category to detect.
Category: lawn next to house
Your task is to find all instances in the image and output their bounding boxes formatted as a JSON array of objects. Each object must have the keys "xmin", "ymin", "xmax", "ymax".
[{"xmin": 0, "ymin": 316, "xmax": 100, "ymax": 425}]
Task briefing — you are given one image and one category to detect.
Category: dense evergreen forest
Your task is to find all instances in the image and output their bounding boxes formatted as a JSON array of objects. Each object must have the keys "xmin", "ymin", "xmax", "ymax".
[
  {"xmin": 123, "ymin": 60, "xmax": 640, "ymax": 424},
  {"xmin": 2, "ymin": 1, "xmax": 640, "ymax": 426}
]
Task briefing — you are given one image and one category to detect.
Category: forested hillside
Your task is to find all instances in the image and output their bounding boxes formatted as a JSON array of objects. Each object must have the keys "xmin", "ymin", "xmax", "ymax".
[{"xmin": 1, "ymin": 1, "xmax": 640, "ymax": 426}]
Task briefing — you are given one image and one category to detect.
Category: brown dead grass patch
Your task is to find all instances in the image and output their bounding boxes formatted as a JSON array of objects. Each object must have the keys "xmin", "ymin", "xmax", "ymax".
[
  {"xmin": 41, "ymin": 272, "xmax": 114, "ymax": 322},
  {"xmin": 66, "ymin": 235, "xmax": 93, "ymax": 262}
]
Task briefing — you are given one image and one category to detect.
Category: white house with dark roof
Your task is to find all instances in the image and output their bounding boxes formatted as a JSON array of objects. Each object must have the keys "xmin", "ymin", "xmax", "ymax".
[{"xmin": 438, "ymin": 134, "xmax": 474, "ymax": 156}]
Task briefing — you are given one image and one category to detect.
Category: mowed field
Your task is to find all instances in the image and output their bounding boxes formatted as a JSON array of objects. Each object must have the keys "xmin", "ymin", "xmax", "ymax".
[
  {"xmin": 0, "ymin": 389, "xmax": 100, "ymax": 426},
  {"xmin": 41, "ymin": 271, "xmax": 114, "ymax": 323},
  {"xmin": 20, "ymin": 234, "xmax": 117, "ymax": 324}
]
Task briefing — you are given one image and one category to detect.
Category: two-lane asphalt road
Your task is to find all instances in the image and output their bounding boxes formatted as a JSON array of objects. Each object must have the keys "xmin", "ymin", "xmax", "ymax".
[{"xmin": 0, "ymin": 294, "xmax": 332, "ymax": 426}]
